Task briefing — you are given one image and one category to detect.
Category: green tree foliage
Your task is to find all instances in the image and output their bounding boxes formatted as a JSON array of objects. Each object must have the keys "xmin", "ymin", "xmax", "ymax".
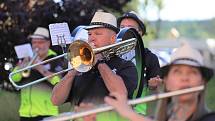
[
  {"xmin": 149, "ymin": 18, "xmax": 215, "ymax": 39},
  {"xmin": 0, "ymin": 0, "xmax": 131, "ymax": 90}
]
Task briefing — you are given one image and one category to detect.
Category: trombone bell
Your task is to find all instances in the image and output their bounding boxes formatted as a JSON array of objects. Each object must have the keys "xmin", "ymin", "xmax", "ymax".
[
  {"xmin": 21, "ymin": 70, "xmax": 31, "ymax": 77},
  {"xmin": 68, "ymin": 40, "xmax": 94, "ymax": 72}
]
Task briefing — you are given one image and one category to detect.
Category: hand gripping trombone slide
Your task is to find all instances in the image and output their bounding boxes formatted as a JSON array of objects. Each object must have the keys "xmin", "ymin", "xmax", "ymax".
[{"xmin": 43, "ymin": 85, "xmax": 204, "ymax": 121}]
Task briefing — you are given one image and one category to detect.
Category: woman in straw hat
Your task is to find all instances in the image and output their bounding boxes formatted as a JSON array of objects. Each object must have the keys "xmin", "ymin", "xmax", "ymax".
[{"xmin": 105, "ymin": 43, "xmax": 214, "ymax": 121}]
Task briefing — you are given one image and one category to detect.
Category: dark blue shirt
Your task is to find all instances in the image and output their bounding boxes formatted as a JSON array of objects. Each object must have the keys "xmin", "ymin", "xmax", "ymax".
[{"xmin": 66, "ymin": 56, "xmax": 138, "ymax": 106}]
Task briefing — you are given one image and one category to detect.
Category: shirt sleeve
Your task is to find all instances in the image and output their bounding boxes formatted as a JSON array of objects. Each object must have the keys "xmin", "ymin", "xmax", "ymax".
[
  {"xmin": 116, "ymin": 61, "xmax": 138, "ymax": 99},
  {"xmin": 11, "ymin": 66, "xmax": 23, "ymax": 82},
  {"xmin": 145, "ymin": 52, "xmax": 161, "ymax": 81}
]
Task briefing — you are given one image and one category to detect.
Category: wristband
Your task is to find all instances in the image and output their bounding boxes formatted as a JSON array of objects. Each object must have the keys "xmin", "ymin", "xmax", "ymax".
[{"xmin": 95, "ymin": 59, "xmax": 106, "ymax": 69}]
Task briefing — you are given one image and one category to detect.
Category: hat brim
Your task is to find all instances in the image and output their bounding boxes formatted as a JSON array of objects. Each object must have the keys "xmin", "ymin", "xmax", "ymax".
[
  {"xmin": 29, "ymin": 35, "xmax": 49, "ymax": 40},
  {"xmin": 85, "ymin": 25, "xmax": 104, "ymax": 30},
  {"xmin": 161, "ymin": 63, "xmax": 214, "ymax": 82},
  {"xmin": 85, "ymin": 23, "xmax": 119, "ymax": 33}
]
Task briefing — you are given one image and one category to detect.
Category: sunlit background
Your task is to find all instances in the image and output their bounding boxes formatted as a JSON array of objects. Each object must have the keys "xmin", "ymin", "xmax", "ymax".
[{"xmin": 0, "ymin": 0, "xmax": 215, "ymax": 120}]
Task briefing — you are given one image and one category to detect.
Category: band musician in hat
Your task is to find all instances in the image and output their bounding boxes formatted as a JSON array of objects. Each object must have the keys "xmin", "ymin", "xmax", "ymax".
[
  {"xmin": 51, "ymin": 11, "xmax": 138, "ymax": 121},
  {"xmin": 11, "ymin": 27, "xmax": 64, "ymax": 121},
  {"xmin": 118, "ymin": 11, "xmax": 161, "ymax": 115}
]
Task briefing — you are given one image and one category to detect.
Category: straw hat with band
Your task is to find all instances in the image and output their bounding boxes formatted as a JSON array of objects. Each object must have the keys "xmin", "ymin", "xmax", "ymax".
[
  {"xmin": 117, "ymin": 11, "xmax": 146, "ymax": 36},
  {"xmin": 29, "ymin": 27, "xmax": 50, "ymax": 40},
  {"xmin": 85, "ymin": 11, "xmax": 119, "ymax": 33},
  {"xmin": 161, "ymin": 43, "xmax": 214, "ymax": 82}
]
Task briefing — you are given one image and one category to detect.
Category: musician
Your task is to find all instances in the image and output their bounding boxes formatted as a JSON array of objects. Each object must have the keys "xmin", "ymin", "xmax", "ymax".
[
  {"xmin": 51, "ymin": 11, "xmax": 138, "ymax": 120},
  {"xmin": 105, "ymin": 43, "xmax": 214, "ymax": 121},
  {"xmin": 118, "ymin": 11, "xmax": 161, "ymax": 115},
  {"xmin": 11, "ymin": 27, "xmax": 63, "ymax": 121}
]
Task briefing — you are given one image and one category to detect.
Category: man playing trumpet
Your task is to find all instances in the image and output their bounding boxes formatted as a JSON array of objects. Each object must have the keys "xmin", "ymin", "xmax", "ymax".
[{"xmin": 12, "ymin": 27, "xmax": 64, "ymax": 121}]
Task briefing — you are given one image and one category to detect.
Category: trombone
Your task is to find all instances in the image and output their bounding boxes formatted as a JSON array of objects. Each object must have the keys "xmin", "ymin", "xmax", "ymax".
[
  {"xmin": 9, "ymin": 38, "xmax": 137, "ymax": 90},
  {"xmin": 43, "ymin": 85, "xmax": 205, "ymax": 121},
  {"xmin": 21, "ymin": 49, "xmax": 38, "ymax": 77}
]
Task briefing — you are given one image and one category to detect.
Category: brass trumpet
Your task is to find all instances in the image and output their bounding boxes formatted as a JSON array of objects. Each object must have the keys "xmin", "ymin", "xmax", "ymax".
[
  {"xmin": 21, "ymin": 51, "xmax": 38, "ymax": 78},
  {"xmin": 9, "ymin": 38, "xmax": 137, "ymax": 90}
]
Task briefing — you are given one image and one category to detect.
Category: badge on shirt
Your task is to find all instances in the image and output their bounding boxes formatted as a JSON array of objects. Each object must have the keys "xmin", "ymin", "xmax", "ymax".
[{"xmin": 112, "ymin": 68, "xmax": 117, "ymax": 74}]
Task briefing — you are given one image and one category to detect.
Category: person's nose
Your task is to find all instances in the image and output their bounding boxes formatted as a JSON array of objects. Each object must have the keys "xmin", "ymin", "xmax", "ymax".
[
  {"xmin": 32, "ymin": 43, "xmax": 37, "ymax": 49},
  {"xmin": 88, "ymin": 35, "xmax": 97, "ymax": 46},
  {"xmin": 180, "ymin": 72, "xmax": 190, "ymax": 83},
  {"xmin": 33, "ymin": 44, "xmax": 39, "ymax": 49},
  {"xmin": 32, "ymin": 43, "xmax": 40, "ymax": 51}
]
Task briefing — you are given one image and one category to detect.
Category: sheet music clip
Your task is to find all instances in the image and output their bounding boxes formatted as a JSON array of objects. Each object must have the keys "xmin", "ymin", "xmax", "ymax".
[
  {"xmin": 49, "ymin": 22, "xmax": 73, "ymax": 59},
  {"xmin": 56, "ymin": 35, "xmax": 67, "ymax": 53}
]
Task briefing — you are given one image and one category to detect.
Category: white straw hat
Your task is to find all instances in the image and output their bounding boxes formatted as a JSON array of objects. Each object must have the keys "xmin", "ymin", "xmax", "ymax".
[
  {"xmin": 161, "ymin": 43, "xmax": 214, "ymax": 81},
  {"xmin": 85, "ymin": 11, "xmax": 119, "ymax": 33},
  {"xmin": 29, "ymin": 27, "xmax": 50, "ymax": 40}
]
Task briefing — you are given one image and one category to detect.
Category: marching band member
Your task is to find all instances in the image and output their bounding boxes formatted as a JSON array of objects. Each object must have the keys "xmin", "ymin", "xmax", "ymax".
[
  {"xmin": 12, "ymin": 27, "xmax": 63, "ymax": 121},
  {"xmin": 105, "ymin": 43, "xmax": 214, "ymax": 121},
  {"xmin": 51, "ymin": 11, "xmax": 138, "ymax": 121}
]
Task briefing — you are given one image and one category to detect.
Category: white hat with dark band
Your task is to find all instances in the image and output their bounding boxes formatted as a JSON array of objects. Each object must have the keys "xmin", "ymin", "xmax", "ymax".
[
  {"xmin": 29, "ymin": 27, "xmax": 50, "ymax": 40},
  {"xmin": 161, "ymin": 43, "xmax": 214, "ymax": 81},
  {"xmin": 85, "ymin": 11, "xmax": 119, "ymax": 33}
]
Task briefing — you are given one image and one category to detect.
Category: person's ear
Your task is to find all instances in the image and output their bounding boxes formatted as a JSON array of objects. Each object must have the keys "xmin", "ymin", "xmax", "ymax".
[{"xmin": 110, "ymin": 34, "xmax": 116, "ymax": 44}]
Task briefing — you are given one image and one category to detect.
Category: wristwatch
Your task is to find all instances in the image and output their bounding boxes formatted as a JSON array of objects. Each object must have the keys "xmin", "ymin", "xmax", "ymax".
[{"xmin": 95, "ymin": 59, "xmax": 106, "ymax": 69}]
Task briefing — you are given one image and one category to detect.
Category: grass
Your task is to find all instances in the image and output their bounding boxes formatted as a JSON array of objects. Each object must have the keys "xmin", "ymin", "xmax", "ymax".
[
  {"xmin": 0, "ymin": 90, "xmax": 71, "ymax": 121},
  {"xmin": 0, "ymin": 77, "xmax": 215, "ymax": 121}
]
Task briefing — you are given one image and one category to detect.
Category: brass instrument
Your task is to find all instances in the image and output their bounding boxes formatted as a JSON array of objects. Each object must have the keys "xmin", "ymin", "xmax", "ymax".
[
  {"xmin": 9, "ymin": 38, "xmax": 137, "ymax": 90},
  {"xmin": 43, "ymin": 85, "xmax": 205, "ymax": 121},
  {"xmin": 21, "ymin": 51, "xmax": 38, "ymax": 77}
]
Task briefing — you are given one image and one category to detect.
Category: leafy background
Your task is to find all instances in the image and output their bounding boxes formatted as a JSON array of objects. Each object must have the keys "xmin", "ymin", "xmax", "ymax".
[{"xmin": 0, "ymin": 0, "xmax": 215, "ymax": 120}]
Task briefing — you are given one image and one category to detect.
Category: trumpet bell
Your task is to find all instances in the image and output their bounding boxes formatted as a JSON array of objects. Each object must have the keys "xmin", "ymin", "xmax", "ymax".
[
  {"xmin": 68, "ymin": 40, "xmax": 94, "ymax": 72},
  {"xmin": 22, "ymin": 69, "xmax": 31, "ymax": 77}
]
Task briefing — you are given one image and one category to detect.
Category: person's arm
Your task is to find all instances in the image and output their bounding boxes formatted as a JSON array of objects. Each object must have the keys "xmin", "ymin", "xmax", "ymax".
[
  {"xmin": 34, "ymin": 64, "xmax": 61, "ymax": 85},
  {"xmin": 105, "ymin": 92, "xmax": 152, "ymax": 121},
  {"xmin": 51, "ymin": 70, "xmax": 77, "ymax": 106},
  {"xmin": 98, "ymin": 63, "xmax": 127, "ymax": 95},
  {"xmin": 145, "ymin": 51, "xmax": 162, "ymax": 90}
]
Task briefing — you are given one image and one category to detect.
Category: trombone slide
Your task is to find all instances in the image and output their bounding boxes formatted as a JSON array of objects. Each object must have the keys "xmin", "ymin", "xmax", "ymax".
[
  {"xmin": 43, "ymin": 85, "xmax": 204, "ymax": 121},
  {"xmin": 9, "ymin": 53, "xmax": 68, "ymax": 90}
]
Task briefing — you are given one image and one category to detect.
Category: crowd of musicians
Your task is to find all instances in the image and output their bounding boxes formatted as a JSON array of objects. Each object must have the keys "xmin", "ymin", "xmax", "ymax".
[{"xmin": 10, "ymin": 10, "xmax": 214, "ymax": 121}]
